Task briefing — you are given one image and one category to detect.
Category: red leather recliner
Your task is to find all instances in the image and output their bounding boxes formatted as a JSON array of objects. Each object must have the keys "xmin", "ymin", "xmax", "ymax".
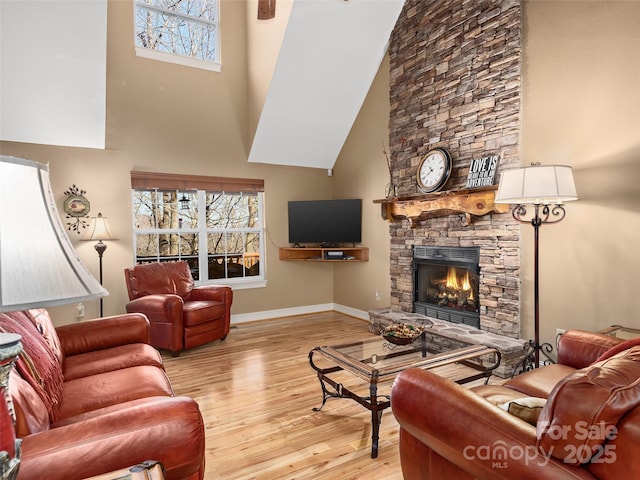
[{"xmin": 124, "ymin": 261, "xmax": 233, "ymax": 356}]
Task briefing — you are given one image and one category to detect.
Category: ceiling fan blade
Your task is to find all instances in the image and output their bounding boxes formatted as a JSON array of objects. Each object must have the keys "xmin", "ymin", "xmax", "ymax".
[{"xmin": 258, "ymin": 0, "xmax": 276, "ymax": 20}]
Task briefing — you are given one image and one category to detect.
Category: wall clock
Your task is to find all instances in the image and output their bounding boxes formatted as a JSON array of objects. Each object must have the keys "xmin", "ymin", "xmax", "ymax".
[{"xmin": 416, "ymin": 147, "xmax": 452, "ymax": 193}]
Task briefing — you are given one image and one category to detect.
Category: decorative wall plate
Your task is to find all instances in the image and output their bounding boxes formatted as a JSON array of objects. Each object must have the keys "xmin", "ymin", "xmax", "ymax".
[{"xmin": 63, "ymin": 184, "xmax": 90, "ymax": 233}]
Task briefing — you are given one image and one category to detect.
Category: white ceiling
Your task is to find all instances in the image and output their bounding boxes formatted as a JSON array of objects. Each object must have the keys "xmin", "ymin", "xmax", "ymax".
[
  {"xmin": 248, "ymin": 0, "xmax": 406, "ymax": 170},
  {"xmin": 0, "ymin": 0, "xmax": 107, "ymax": 149}
]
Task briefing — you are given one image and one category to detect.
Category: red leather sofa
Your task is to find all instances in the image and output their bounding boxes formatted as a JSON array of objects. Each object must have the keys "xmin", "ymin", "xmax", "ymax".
[
  {"xmin": 0, "ymin": 309, "xmax": 204, "ymax": 480},
  {"xmin": 124, "ymin": 261, "xmax": 232, "ymax": 356},
  {"xmin": 391, "ymin": 329, "xmax": 640, "ymax": 480}
]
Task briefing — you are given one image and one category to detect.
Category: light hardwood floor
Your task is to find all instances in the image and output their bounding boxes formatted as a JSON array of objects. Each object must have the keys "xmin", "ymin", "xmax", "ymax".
[
  {"xmin": 163, "ymin": 312, "xmax": 503, "ymax": 479},
  {"xmin": 162, "ymin": 312, "xmax": 404, "ymax": 480}
]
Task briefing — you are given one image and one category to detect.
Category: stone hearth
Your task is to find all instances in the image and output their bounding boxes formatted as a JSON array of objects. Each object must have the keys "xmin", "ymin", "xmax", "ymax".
[{"xmin": 369, "ymin": 308, "xmax": 526, "ymax": 378}]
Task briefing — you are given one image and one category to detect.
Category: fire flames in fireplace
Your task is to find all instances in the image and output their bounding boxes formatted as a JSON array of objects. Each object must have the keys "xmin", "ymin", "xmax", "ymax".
[
  {"xmin": 413, "ymin": 246, "xmax": 481, "ymax": 328},
  {"xmin": 438, "ymin": 267, "xmax": 476, "ymax": 311},
  {"xmin": 416, "ymin": 264, "xmax": 479, "ymax": 313}
]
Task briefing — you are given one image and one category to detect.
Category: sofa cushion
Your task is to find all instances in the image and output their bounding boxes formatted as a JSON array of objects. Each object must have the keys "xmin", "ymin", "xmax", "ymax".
[
  {"xmin": 0, "ymin": 311, "xmax": 64, "ymax": 421},
  {"xmin": 55, "ymin": 365, "xmax": 174, "ymax": 421},
  {"xmin": 537, "ymin": 346, "xmax": 640, "ymax": 464},
  {"xmin": 504, "ymin": 363, "xmax": 577, "ymax": 399},
  {"xmin": 471, "ymin": 384, "xmax": 528, "ymax": 406},
  {"xmin": 62, "ymin": 343, "xmax": 163, "ymax": 381},
  {"xmin": 183, "ymin": 300, "xmax": 224, "ymax": 326}
]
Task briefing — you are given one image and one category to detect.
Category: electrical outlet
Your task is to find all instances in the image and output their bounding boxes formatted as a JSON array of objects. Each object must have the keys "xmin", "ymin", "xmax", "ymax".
[
  {"xmin": 375, "ymin": 289, "xmax": 381, "ymax": 302},
  {"xmin": 76, "ymin": 303, "xmax": 85, "ymax": 320},
  {"xmin": 556, "ymin": 328, "xmax": 566, "ymax": 337}
]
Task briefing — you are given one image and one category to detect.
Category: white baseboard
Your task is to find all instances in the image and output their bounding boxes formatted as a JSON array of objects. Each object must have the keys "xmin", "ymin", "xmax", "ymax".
[{"xmin": 231, "ymin": 303, "xmax": 370, "ymax": 324}]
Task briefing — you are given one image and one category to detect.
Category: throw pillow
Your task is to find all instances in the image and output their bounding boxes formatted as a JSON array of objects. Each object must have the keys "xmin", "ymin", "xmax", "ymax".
[
  {"xmin": 500, "ymin": 397, "xmax": 546, "ymax": 426},
  {"xmin": 0, "ymin": 311, "xmax": 64, "ymax": 422}
]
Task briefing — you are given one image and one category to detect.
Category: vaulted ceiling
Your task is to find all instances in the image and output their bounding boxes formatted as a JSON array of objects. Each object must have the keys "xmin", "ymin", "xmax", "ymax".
[
  {"xmin": 0, "ymin": 0, "xmax": 405, "ymax": 171},
  {"xmin": 248, "ymin": 0, "xmax": 406, "ymax": 170}
]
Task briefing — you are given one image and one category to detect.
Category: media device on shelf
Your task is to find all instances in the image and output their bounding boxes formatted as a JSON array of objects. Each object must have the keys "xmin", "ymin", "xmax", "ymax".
[{"xmin": 288, "ymin": 199, "xmax": 362, "ymax": 247}]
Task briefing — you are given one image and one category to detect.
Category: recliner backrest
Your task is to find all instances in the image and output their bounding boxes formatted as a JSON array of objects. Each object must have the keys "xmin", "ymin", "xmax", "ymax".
[{"xmin": 124, "ymin": 261, "xmax": 194, "ymax": 300}]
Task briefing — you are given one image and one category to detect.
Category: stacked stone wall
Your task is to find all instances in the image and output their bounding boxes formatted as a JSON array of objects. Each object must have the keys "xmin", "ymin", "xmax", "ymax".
[{"xmin": 387, "ymin": 0, "xmax": 522, "ymax": 338}]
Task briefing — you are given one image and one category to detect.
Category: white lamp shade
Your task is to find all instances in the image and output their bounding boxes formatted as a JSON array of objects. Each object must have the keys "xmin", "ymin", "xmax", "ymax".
[
  {"xmin": 82, "ymin": 213, "xmax": 114, "ymax": 241},
  {"xmin": 0, "ymin": 156, "xmax": 108, "ymax": 312},
  {"xmin": 495, "ymin": 164, "xmax": 578, "ymax": 205}
]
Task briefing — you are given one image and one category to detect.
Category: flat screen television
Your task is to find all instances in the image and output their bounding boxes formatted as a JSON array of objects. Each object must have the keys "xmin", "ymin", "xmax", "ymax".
[{"xmin": 288, "ymin": 199, "xmax": 362, "ymax": 246}]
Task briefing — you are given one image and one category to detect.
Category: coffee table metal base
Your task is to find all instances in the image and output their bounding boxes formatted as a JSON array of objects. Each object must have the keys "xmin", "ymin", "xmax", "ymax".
[
  {"xmin": 309, "ymin": 343, "xmax": 500, "ymax": 458},
  {"xmin": 309, "ymin": 361, "xmax": 388, "ymax": 458}
]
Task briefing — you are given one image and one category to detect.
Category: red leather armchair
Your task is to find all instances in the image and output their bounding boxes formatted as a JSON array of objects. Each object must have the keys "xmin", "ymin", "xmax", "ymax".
[{"xmin": 124, "ymin": 261, "xmax": 233, "ymax": 356}]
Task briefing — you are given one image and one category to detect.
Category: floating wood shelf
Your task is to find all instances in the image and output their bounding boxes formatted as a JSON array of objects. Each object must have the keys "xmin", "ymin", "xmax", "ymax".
[
  {"xmin": 279, "ymin": 247, "xmax": 369, "ymax": 262},
  {"xmin": 373, "ymin": 186, "xmax": 509, "ymax": 228}
]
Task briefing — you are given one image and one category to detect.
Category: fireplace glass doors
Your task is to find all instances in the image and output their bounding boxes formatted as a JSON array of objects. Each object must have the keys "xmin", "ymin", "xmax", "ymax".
[{"xmin": 413, "ymin": 246, "xmax": 480, "ymax": 328}]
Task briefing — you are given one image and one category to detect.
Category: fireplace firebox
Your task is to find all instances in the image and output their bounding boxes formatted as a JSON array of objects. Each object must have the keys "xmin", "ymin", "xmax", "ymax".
[{"xmin": 413, "ymin": 246, "xmax": 480, "ymax": 328}]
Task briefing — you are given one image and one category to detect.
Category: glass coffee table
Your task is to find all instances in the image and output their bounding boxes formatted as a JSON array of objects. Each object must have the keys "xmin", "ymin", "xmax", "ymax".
[{"xmin": 308, "ymin": 333, "xmax": 500, "ymax": 458}]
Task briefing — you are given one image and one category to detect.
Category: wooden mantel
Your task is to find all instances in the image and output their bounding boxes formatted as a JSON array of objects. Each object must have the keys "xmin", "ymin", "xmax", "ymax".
[{"xmin": 373, "ymin": 185, "xmax": 509, "ymax": 228}]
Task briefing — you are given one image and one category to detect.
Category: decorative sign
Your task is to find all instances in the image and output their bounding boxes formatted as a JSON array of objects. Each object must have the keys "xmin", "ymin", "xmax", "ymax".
[{"xmin": 466, "ymin": 154, "xmax": 499, "ymax": 188}]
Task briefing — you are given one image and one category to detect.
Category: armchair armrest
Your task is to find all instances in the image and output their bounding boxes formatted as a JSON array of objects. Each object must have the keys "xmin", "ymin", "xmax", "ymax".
[
  {"xmin": 56, "ymin": 314, "xmax": 151, "ymax": 356},
  {"xmin": 125, "ymin": 294, "xmax": 184, "ymax": 329},
  {"xmin": 557, "ymin": 329, "xmax": 623, "ymax": 369},
  {"xmin": 190, "ymin": 284, "xmax": 233, "ymax": 305},
  {"xmin": 19, "ymin": 396, "xmax": 204, "ymax": 480},
  {"xmin": 391, "ymin": 368, "xmax": 595, "ymax": 480}
]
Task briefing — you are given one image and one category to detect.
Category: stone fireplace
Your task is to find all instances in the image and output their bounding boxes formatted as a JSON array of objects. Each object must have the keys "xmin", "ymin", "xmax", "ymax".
[{"xmin": 382, "ymin": 0, "xmax": 524, "ymax": 340}]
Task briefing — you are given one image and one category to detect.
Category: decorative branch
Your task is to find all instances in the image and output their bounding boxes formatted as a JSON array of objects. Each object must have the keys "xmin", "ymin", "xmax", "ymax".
[{"xmin": 382, "ymin": 139, "xmax": 393, "ymax": 178}]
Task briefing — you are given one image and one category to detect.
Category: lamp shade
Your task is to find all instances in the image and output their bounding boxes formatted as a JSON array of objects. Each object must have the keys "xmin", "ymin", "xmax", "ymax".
[
  {"xmin": 82, "ymin": 213, "xmax": 114, "ymax": 241},
  {"xmin": 495, "ymin": 164, "xmax": 578, "ymax": 205},
  {"xmin": 0, "ymin": 156, "xmax": 108, "ymax": 312}
]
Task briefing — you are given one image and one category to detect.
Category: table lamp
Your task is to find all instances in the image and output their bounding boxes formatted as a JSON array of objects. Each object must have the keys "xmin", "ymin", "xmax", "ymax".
[{"xmin": 82, "ymin": 213, "xmax": 115, "ymax": 316}]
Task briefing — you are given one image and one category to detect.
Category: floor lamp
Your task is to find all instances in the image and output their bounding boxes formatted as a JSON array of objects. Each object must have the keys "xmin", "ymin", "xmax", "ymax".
[
  {"xmin": 82, "ymin": 213, "xmax": 114, "ymax": 317},
  {"xmin": 0, "ymin": 156, "xmax": 107, "ymax": 480},
  {"xmin": 495, "ymin": 163, "xmax": 578, "ymax": 370}
]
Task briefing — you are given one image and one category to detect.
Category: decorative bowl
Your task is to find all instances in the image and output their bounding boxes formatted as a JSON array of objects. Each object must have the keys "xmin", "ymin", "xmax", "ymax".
[
  {"xmin": 381, "ymin": 323, "xmax": 424, "ymax": 345},
  {"xmin": 382, "ymin": 334, "xmax": 418, "ymax": 345}
]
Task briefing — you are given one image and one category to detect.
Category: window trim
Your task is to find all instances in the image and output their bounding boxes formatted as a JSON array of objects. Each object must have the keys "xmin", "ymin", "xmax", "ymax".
[
  {"xmin": 131, "ymin": 171, "xmax": 264, "ymax": 193},
  {"xmin": 134, "ymin": 47, "xmax": 222, "ymax": 72},
  {"xmin": 131, "ymin": 172, "xmax": 266, "ymax": 289}
]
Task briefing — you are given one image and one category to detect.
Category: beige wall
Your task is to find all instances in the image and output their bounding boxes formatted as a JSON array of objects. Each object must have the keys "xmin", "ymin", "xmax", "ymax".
[
  {"xmin": 521, "ymin": 0, "xmax": 640, "ymax": 343},
  {"xmin": 0, "ymin": 0, "xmax": 351, "ymax": 325},
  {"xmin": 332, "ymin": 56, "xmax": 393, "ymax": 312}
]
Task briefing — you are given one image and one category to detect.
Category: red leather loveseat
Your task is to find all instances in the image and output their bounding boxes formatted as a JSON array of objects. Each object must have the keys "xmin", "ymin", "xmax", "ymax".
[
  {"xmin": 391, "ymin": 329, "xmax": 640, "ymax": 480},
  {"xmin": 0, "ymin": 309, "xmax": 204, "ymax": 480}
]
